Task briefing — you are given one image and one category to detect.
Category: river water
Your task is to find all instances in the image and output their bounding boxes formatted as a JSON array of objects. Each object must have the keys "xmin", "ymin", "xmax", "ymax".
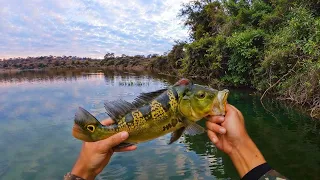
[{"xmin": 0, "ymin": 69, "xmax": 319, "ymax": 180}]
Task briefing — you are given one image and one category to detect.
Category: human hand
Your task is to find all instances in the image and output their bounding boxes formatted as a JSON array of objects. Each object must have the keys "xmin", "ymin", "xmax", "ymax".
[
  {"xmin": 71, "ymin": 119, "xmax": 137, "ymax": 180},
  {"xmin": 206, "ymin": 104, "xmax": 248, "ymax": 155},
  {"xmin": 206, "ymin": 104, "xmax": 266, "ymax": 177}
]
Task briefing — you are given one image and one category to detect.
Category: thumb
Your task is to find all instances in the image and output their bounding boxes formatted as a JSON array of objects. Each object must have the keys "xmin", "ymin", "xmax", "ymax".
[
  {"xmin": 99, "ymin": 131, "xmax": 129, "ymax": 152},
  {"xmin": 225, "ymin": 104, "xmax": 238, "ymax": 116}
]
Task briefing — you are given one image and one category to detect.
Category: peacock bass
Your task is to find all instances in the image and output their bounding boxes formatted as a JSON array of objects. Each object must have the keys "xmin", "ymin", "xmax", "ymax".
[{"xmin": 72, "ymin": 79, "xmax": 229, "ymax": 147}]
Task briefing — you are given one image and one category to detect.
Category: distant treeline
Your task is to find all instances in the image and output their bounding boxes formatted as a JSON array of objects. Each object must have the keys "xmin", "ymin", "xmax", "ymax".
[
  {"xmin": 0, "ymin": 54, "xmax": 157, "ymax": 71},
  {"xmin": 0, "ymin": 53, "xmax": 174, "ymax": 72},
  {"xmin": 0, "ymin": 56, "xmax": 101, "ymax": 69}
]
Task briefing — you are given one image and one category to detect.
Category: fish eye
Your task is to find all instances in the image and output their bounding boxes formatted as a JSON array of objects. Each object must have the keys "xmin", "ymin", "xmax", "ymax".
[
  {"xmin": 86, "ymin": 125, "xmax": 95, "ymax": 132},
  {"xmin": 197, "ymin": 91, "xmax": 206, "ymax": 99}
]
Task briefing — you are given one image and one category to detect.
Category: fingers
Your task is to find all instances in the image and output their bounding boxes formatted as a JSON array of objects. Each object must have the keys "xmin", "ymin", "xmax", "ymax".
[
  {"xmin": 98, "ymin": 131, "xmax": 129, "ymax": 152},
  {"xmin": 226, "ymin": 104, "xmax": 244, "ymax": 122},
  {"xmin": 101, "ymin": 119, "xmax": 115, "ymax": 126},
  {"xmin": 207, "ymin": 104, "xmax": 240, "ymax": 122},
  {"xmin": 206, "ymin": 121, "xmax": 226, "ymax": 134},
  {"xmin": 207, "ymin": 116, "xmax": 225, "ymax": 124},
  {"xmin": 207, "ymin": 130, "xmax": 219, "ymax": 144},
  {"xmin": 114, "ymin": 145, "xmax": 137, "ymax": 152},
  {"xmin": 226, "ymin": 104, "xmax": 242, "ymax": 116},
  {"xmin": 226, "ymin": 104, "xmax": 238, "ymax": 115}
]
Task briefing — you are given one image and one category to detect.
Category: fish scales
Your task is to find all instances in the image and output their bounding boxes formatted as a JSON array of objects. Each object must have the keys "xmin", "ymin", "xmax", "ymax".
[
  {"xmin": 116, "ymin": 89, "xmax": 178, "ymax": 138},
  {"xmin": 120, "ymin": 88, "xmax": 178, "ymax": 124},
  {"xmin": 112, "ymin": 88, "xmax": 183, "ymax": 143}
]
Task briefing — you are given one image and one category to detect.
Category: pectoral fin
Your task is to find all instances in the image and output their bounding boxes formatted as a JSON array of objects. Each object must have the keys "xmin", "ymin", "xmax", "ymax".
[
  {"xmin": 168, "ymin": 127, "xmax": 185, "ymax": 144},
  {"xmin": 184, "ymin": 123, "xmax": 205, "ymax": 135},
  {"xmin": 114, "ymin": 142, "xmax": 136, "ymax": 149}
]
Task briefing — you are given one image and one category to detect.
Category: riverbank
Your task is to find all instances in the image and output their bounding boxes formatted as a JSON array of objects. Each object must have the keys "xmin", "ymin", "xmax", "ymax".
[
  {"xmin": 0, "ymin": 68, "xmax": 21, "ymax": 73},
  {"xmin": 1, "ymin": 54, "xmax": 319, "ymax": 120},
  {"xmin": 0, "ymin": 67, "xmax": 318, "ymax": 120}
]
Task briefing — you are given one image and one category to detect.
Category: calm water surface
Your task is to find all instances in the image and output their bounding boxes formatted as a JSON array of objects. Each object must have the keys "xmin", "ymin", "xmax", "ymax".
[{"xmin": 0, "ymin": 70, "xmax": 319, "ymax": 180}]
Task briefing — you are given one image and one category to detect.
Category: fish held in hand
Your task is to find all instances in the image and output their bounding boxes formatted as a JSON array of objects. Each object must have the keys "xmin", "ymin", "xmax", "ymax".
[{"xmin": 72, "ymin": 78, "xmax": 229, "ymax": 147}]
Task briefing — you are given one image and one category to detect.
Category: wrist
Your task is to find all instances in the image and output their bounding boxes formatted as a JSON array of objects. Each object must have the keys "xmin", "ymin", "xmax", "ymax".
[
  {"xmin": 228, "ymin": 135, "xmax": 266, "ymax": 178},
  {"xmin": 71, "ymin": 156, "xmax": 97, "ymax": 180}
]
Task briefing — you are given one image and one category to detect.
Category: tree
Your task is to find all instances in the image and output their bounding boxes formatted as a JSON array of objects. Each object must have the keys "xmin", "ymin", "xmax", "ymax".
[
  {"xmin": 167, "ymin": 41, "xmax": 186, "ymax": 69},
  {"xmin": 104, "ymin": 52, "xmax": 115, "ymax": 60}
]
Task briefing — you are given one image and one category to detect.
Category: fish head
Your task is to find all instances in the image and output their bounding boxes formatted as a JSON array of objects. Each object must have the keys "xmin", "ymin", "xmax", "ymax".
[
  {"xmin": 179, "ymin": 84, "xmax": 229, "ymax": 121},
  {"xmin": 72, "ymin": 107, "xmax": 103, "ymax": 142},
  {"xmin": 72, "ymin": 123, "xmax": 102, "ymax": 142}
]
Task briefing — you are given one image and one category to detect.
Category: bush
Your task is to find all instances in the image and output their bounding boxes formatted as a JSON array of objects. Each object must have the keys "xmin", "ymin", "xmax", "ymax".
[
  {"xmin": 181, "ymin": 36, "xmax": 224, "ymax": 78},
  {"xmin": 224, "ymin": 29, "xmax": 265, "ymax": 86},
  {"xmin": 38, "ymin": 63, "xmax": 46, "ymax": 68}
]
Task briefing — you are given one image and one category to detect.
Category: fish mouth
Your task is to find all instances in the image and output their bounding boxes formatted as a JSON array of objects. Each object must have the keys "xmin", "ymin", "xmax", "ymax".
[
  {"xmin": 221, "ymin": 89, "xmax": 229, "ymax": 112},
  {"xmin": 72, "ymin": 124, "xmax": 93, "ymax": 142},
  {"xmin": 210, "ymin": 89, "xmax": 229, "ymax": 116},
  {"xmin": 72, "ymin": 124, "xmax": 84, "ymax": 133}
]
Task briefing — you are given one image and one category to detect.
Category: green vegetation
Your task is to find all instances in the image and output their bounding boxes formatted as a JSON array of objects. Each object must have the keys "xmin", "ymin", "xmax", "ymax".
[
  {"xmin": 0, "ymin": 56, "xmax": 104, "ymax": 70},
  {"xmin": 122, "ymin": 0, "xmax": 318, "ymax": 118},
  {"xmin": 100, "ymin": 53, "xmax": 156, "ymax": 70},
  {"xmin": 167, "ymin": 0, "xmax": 319, "ymax": 118},
  {"xmin": 0, "ymin": 54, "xmax": 159, "ymax": 73}
]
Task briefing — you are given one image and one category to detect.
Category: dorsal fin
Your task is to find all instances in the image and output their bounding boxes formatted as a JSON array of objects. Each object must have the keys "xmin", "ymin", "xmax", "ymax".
[
  {"xmin": 104, "ymin": 100, "xmax": 136, "ymax": 122},
  {"xmin": 132, "ymin": 88, "xmax": 167, "ymax": 107},
  {"xmin": 104, "ymin": 88, "xmax": 167, "ymax": 122}
]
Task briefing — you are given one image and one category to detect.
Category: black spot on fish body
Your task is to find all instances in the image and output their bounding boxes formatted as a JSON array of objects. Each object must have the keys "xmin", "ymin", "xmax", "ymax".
[
  {"xmin": 139, "ymin": 105, "xmax": 152, "ymax": 120},
  {"xmin": 157, "ymin": 93, "xmax": 171, "ymax": 111},
  {"xmin": 163, "ymin": 122, "xmax": 176, "ymax": 131},
  {"xmin": 171, "ymin": 88, "xmax": 179, "ymax": 99},
  {"xmin": 162, "ymin": 124, "xmax": 168, "ymax": 131},
  {"xmin": 125, "ymin": 113, "xmax": 133, "ymax": 124},
  {"xmin": 121, "ymin": 113, "xmax": 134, "ymax": 128}
]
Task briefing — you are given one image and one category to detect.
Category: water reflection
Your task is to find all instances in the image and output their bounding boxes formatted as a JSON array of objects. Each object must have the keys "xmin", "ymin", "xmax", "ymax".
[
  {"xmin": 228, "ymin": 90, "xmax": 320, "ymax": 179},
  {"xmin": 0, "ymin": 70, "xmax": 319, "ymax": 180}
]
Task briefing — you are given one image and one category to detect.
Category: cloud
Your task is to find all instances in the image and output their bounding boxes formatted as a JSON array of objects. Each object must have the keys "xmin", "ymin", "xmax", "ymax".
[{"xmin": 0, "ymin": 0, "xmax": 191, "ymax": 59}]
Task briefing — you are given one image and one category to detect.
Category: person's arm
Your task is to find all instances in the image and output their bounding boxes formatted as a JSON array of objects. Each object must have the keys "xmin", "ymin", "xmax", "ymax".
[
  {"xmin": 228, "ymin": 134, "xmax": 266, "ymax": 178},
  {"xmin": 206, "ymin": 104, "xmax": 288, "ymax": 179},
  {"xmin": 64, "ymin": 119, "xmax": 137, "ymax": 180}
]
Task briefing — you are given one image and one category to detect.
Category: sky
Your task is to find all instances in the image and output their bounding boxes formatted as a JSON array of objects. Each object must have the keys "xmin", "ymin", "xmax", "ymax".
[{"xmin": 0, "ymin": 0, "xmax": 191, "ymax": 59}]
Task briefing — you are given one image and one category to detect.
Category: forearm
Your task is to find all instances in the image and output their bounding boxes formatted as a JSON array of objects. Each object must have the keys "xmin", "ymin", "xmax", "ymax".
[
  {"xmin": 70, "ymin": 155, "xmax": 96, "ymax": 180},
  {"xmin": 228, "ymin": 135, "xmax": 266, "ymax": 178}
]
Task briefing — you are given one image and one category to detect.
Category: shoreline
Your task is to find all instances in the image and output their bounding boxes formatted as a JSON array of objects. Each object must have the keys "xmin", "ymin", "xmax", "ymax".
[
  {"xmin": 0, "ymin": 66, "xmax": 318, "ymax": 120},
  {"xmin": 0, "ymin": 68, "xmax": 21, "ymax": 73}
]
